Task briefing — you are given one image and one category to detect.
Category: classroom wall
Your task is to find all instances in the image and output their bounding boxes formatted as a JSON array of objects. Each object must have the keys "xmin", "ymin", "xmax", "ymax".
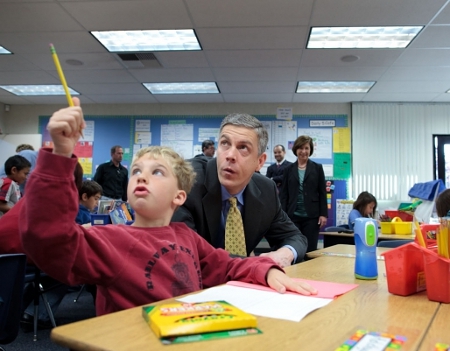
[
  {"xmin": 3, "ymin": 102, "xmax": 351, "ymax": 134},
  {"xmin": 0, "ymin": 102, "xmax": 5, "ymax": 134}
]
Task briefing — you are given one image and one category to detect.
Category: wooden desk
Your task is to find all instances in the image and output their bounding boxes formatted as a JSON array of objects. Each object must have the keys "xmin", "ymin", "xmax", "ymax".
[
  {"xmin": 321, "ymin": 231, "xmax": 415, "ymax": 248},
  {"xmin": 51, "ymin": 256, "xmax": 440, "ymax": 351},
  {"xmin": 419, "ymin": 303, "xmax": 450, "ymax": 350},
  {"xmin": 306, "ymin": 244, "xmax": 392, "ymax": 259}
]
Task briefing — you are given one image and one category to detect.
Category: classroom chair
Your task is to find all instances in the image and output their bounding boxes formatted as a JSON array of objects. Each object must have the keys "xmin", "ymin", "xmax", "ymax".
[
  {"xmin": 377, "ymin": 240, "xmax": 414, "ymax": 248},
  {"xmin": 0, "ymin": 254, "xmax": 27, "ymax": 351},
  {"xmin": 23, "ymin": 267, "xmax": 57, "ymax": 341},
  {"xmin": 324, "ymin": 224, "xmax": 352, "ymax": 233}
]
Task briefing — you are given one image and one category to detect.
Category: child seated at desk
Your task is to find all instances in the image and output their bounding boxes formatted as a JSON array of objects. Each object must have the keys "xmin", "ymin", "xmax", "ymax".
[
  {"xmin": 435, "ymin": 188, "xmax": 450, "ymax": 217},
  {"xmin": 19, "ymin": 98, "xmax": 317, "ymax": 316},
  {"xmin": 0, "ymin": 155, "xmax": 31, "ymax": 217},
  {"xmin": 76, "ymin": 180, "xmax": 102, "ymax": 225},
  {"xmin": 348, "ymin": 191, "xmax": 377, "ymax": 230}
]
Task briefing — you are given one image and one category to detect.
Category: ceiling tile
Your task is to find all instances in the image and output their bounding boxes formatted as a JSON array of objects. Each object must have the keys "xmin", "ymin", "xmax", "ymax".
[{"xmin": 206, "ymin": 50, "xmax": 302, "ymax": 68}]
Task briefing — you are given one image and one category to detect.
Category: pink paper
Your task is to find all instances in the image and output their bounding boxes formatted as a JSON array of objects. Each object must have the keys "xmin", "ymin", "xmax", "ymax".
[{"xmin": 226, "ymin": 279, "xmax": 358, "ymax": 299}]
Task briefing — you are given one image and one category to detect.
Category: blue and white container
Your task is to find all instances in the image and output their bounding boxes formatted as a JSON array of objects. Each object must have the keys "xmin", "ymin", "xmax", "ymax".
[{"xmin": 354, "ymin": 218, "xmax": 378, "ymax": 280}]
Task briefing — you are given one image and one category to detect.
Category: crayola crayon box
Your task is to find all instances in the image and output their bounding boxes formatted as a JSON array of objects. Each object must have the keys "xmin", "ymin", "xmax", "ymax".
[{"xmin": 142, "ymin": 301, "xmax": 258, "ymax": 339}]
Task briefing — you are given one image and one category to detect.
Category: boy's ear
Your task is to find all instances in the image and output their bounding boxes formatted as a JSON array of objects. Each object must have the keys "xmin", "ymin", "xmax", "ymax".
[
  {"xmin": 10, "ymin": 166, "xmax": 18, "ymax": 175},
  {"xmin": 81, "ymin": 193, "xmax": 88, "ymax": 201},
  {"xmin": 173, "ymin": 190, "xmax": 187, "ymax": 207}
]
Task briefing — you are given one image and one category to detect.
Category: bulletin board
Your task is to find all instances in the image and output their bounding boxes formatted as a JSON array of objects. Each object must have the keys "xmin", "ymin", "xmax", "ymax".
[{"xmin": 39, "ymin": 113, "xmax": 351, "ymax": 224}]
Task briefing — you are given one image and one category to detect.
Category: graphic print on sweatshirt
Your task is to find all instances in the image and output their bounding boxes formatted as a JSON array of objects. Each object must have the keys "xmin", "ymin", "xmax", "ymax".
[{"xmin": 144, "ymin": 243, "xmax": 202, "ymax": 295}]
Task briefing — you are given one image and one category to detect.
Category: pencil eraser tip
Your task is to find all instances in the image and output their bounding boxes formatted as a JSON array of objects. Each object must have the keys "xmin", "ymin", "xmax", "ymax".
[{"xmin": 49, "ymin": 43, "xmax": 54, "ymax": 47}]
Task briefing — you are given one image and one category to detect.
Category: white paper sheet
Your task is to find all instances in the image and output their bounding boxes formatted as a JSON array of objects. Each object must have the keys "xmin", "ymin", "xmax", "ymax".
[{"xmin": 178, "ymin": 285, "xmax": 332, "ymax": 322}]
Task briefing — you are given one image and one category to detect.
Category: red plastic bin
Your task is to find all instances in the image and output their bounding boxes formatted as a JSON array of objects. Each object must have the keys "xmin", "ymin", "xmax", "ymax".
[
  {"xmin": 421, "ymin": 248, "xmax": 450, "ymax": 303},
  {"xmin": 384, "ymin": 210, "xmax": 413, "ymax": 222},
  {"xmin": 382, "ymin": 242, "xmax": 426, "ymax": 296}
]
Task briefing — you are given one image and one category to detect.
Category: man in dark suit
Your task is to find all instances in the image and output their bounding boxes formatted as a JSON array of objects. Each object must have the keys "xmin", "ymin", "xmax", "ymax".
[
  {"xmin": 172, "ymin": 113, "xmax": 308, "ymax": 267},
  {"xmin": 266, "ymin": 144, "xmax": 291, "ymax": 193},
  {"xmin": 194, "ymin": 139, "xmax": 215, "ymax": 160}
]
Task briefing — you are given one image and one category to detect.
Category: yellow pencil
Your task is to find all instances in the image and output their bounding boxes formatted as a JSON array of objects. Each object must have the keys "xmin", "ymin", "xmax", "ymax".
[{"xmin": 49, "ymin": 43, "xmax": 84, "ymax": 138}]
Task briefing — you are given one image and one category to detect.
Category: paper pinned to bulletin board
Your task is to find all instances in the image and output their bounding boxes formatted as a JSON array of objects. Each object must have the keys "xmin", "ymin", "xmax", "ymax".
[
  {"xmin": 333, "ymin": 127, "xmax": 350, "ymax": 153},
  {"xmin": 336, "ymin": 199, "xmax": 355, "ymax": 226}
]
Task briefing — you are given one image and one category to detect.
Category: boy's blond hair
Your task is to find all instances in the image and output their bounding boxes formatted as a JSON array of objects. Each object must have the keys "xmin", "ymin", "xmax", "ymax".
[{"xmin": 132, "ymin": 146, "xmax": 196, "ymax": 194}]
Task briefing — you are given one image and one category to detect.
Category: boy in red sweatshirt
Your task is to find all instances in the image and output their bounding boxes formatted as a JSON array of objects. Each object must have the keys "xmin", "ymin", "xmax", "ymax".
[{"xmin": 20, "ymin": 98, "xmax": 316, "ymax": 316}]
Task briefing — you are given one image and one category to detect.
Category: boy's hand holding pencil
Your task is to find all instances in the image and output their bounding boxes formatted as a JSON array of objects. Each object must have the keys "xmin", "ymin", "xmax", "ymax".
[{"xmin": 47, "ymin": 96, "xmax": 85, "ymax": 158}]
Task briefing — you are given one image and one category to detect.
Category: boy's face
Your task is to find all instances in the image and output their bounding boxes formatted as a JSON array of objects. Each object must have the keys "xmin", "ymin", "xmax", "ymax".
[
  {"xmin": 82, "ymin": 192, "xmax": 101, "ymax": 211},
  {"xmin": 10, "ymin": 166, "xmax": 30, "ymax": 185},
  {"xmin": 128, "ymin": 155, "xmax": 186, "ymax": 225}
]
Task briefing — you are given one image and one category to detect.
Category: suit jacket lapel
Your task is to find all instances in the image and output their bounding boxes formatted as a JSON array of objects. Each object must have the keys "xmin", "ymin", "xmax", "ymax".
[
  {"xmin": 202, "ymin": 159, "xmax": 223, "ymax": 244},
  {"xmin": 242, "ymin": 177, "xmax": 264, "ymax": 248}
]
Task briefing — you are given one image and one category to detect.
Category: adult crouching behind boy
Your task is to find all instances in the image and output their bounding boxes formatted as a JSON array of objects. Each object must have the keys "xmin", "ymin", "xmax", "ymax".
[{"xmin": 19, "ymin": 98, "xmax": 317, "ymax": 316}]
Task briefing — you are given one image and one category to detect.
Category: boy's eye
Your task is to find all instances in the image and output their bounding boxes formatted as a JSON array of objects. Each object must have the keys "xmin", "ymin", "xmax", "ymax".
[
  {"xmin": 153, "ymin": 169, "xmax": 163, "ymax": 176},
  {"xmin": 132, "ymin": 169, "xmax": 141, "ymax": 175}
]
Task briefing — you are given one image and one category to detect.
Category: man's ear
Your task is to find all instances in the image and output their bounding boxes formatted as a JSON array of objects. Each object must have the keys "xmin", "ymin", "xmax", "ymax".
[
  {"xmin": 173, "ymin": 190, "xmax": 187, "ymax": 207},
  {"xmin": 255, "ymin": 152, "xmax": 267, "ymax": 172}
]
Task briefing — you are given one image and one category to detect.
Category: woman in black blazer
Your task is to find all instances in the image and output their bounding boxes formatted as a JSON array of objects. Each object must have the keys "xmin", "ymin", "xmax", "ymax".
[{"xmin": 280, "ymin": 135, "xmax": 328, "ymax": 253}]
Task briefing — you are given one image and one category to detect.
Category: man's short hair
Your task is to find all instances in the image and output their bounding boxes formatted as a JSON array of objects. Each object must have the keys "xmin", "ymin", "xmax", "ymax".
[
  {"xmin": 274, "ymin": 144, "xmax": 285, "ymax": 152},
  {"xmin": 111, "ymin": 145, "xmax": 122, "ymax": 155},
  {"xmin": 79, "ymin": 180, "xmax": 103, "ymax": 199},
  {"xmin": 201, "ymin": 140, "xmax": 215, "ymax": 151},
  {"xmin": 16, "ymin": 144, "xmax": 35, "ymax": 152},
  {"xmin": 219, "ymin": 113, "xmax": 268, "ymax": 155},
  {"xmin": 4, "ymin": 155, "xmax": 31, "ymax": 175},
  {"xmin": 132, "ymin": 146, "xmax": 196, "ymax": 194}
]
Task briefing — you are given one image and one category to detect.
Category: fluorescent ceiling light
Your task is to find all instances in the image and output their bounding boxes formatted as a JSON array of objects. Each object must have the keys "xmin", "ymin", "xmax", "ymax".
[
  {"xmin": 91, "ymin": 30, "xmax": 201, "ymax": 52},
  {"xmin": 0, "ymin": 85, "xmax": 80, "ymax": 96},
  {"xmin": 307, "ymin": 26, "xmax": 423, "ymax": 49},
  {"xmin": 296, "ymin": 81, "xmax": 375, "ymax": 93},
  {"xmin": 143, "ymin": 82, "xmax": 219, "ymax": 94},
  {"xmin": 0, "ymin": 46, "xmax": 12, "ymax": 54}
]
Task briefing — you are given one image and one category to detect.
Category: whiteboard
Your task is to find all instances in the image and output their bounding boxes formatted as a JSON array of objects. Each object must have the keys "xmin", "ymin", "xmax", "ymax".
[{"xmin": 0, "ymin": 134, "xmax": 42, "ymax": 166}]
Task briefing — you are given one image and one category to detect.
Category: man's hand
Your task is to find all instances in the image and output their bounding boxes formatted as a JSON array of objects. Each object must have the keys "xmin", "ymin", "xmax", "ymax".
[
  {"xmin": 267, "ymin": 268, "xmax": 318, "ymax": 295},
  {"xmin": 260, "ymin": 247, "xmax": 294, "ymax": 268},
  {"xmin": 47, "ymin": 97, "xmax": 85, "ymax": 158},
  {"xmin": 318, "ymin": 216, "xmax": 327, "ymax": 227}
]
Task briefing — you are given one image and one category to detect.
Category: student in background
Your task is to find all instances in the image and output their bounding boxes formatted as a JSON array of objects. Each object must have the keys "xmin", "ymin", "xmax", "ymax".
[
  {"xmin": 348, "ymin": 191, "xmax": 377, "ymax": 230},
  {"xmin": 93, "ymin": 145, "xmax": 128, "ymax": 201},
  {"xmin": 435, "ymin": 188, "xmax": 450, "ymax": 217},
  {"xmin": 280, "ymin": 135, "xmax": 328, "ymax": 253},
  {"xmin": 76, "ymin": 180, "xmax": 103, "ymax": 225},
  {"xmin": 266, "ymin": 144, "xmax": 291, "ymax": 193},
  {"xmin": 0, "ymin": 148, "xmax": 37, "ymax": 195},
  {"xmin": 0, "ymin": 155, "xmax": 31, "ymax": 217},
  {"xmin": 20, "ymin": 100, "xmax": 317, "ymax": 317}
]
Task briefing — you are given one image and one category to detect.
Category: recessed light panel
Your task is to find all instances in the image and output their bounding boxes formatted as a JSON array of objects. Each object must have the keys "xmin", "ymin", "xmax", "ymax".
[
  {"xmin": 0, "ymin": 46, "xmax": 12, "ymax": 54},
  {"xmin": 91, "ymin": 30, "xmax": 201, "ymax": 52},
  {"xmin": 307, "ymin": 26, "xmax": 423, "ymax": 49},
  {"xmin": 143, "ymin": 82, "xmax": 219, "ymax": 94},
  {"xmin": 296, "ymin": 81, "xmax": 375, "ymax": 93},
  {"xmin": 0, "ymin": 85, "xmax": 80, "ymax": 96}
]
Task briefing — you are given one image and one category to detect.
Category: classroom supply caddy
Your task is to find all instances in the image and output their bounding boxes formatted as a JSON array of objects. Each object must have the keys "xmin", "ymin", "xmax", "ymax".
[
  {"xmin": 380, "ymin": 217, "xmax": 412, "ymax": 235},
  {"xmin": 382, "ymin": 220, "xmax": 450, "ymax": 303}
]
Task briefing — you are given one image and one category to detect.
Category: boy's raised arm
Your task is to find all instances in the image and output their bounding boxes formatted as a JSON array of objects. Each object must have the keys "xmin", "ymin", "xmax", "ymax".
[{"xmin": 47, "ymin": 97, "xmax": 85, "ymax": 158}]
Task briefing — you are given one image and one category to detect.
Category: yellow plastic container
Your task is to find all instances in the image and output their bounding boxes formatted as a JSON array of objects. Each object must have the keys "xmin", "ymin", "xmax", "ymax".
[
  {"xmin": 392, "ymin": 217, "xmax": 412, "ymax": 235},
  {"xmin": 380, "ymin": 222, "xmax": 394, "ymax": 234}
]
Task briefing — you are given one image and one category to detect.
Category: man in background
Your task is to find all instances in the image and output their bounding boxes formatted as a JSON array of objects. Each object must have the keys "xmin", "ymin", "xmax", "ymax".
[
  {"xmin": 93, "ymin": 145, "xmax": 128, "ymax": 201},
  {"xmin": 266, "ymin": 144, "xmax": 291, "ymax": 194},
  {"xmin": 195, "ymin": 139, "xmax": 215, "ymax": 160}
]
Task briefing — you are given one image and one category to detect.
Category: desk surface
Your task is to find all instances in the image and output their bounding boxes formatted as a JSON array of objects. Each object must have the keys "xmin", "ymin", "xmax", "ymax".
[
  {"xmin": 51, "ymin": 256, "xmax": 441, "ymax": 351},
  {"xmin": 321, "ymin": 231, "xmax": 415, "ymax": 240},
  {"xmin": 419, "ymin": 303, "xmax": 450, "ymax": 350},
  {"xmin": 306, "ymin": 244, "xmax": 392, "ymax": 259}
]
